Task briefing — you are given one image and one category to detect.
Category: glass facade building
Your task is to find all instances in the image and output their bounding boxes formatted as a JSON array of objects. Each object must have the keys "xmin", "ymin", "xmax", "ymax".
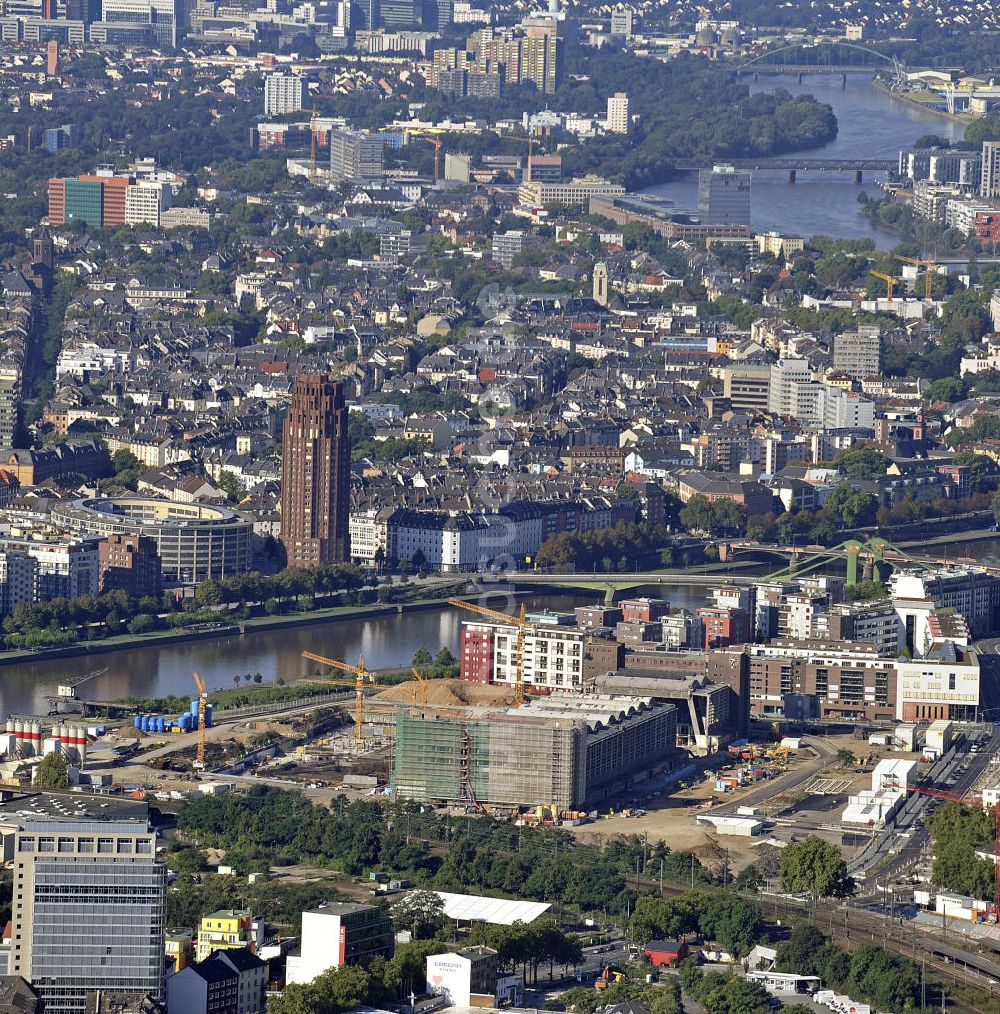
[
  {"xmin": 63, "ymin": 178, "xmax": 102, "ymax": 227},
  {"xmin": 11, "ymin": 818, "xmax": 167, "ymax": 1013}
]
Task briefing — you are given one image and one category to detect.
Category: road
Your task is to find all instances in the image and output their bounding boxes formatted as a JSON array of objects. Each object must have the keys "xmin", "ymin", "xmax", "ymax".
[{"xmin": 712, "ymin": 734, "xmax": 840, "ymax": 816}]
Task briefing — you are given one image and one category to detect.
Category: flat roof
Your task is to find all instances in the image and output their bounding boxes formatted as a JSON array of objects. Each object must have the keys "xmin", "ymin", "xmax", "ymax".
[{"xmin": 433, "ymin": 891, "xmax": 551, "ymax": 925}]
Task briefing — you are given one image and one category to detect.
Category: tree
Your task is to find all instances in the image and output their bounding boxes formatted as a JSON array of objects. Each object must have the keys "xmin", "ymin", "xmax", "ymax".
[
  {"xmin": 926, "ymin": 376, "xmax": 968, "ymax": 403},
  {"xmin": 218, "ymin": 471, "xmax": 247, "ymax": 504},
  {"xmin": 390, "ymin": 889, "xmax": 446, "ymax": 940},
  {"xmin": 412, "ymin": 647, "xmax": 433, "ymax": 668},
  {"xmin": 34, "ymin": 751, "xmax": 70, "ymax": 790},
  {"xmin": 832, "ymin": 444, "xmax": 888, "ymax": 480},
  {"xmin": 779, "ymin": 836, "xmax": 853, "ymax": 899},
  {"xmin": 824, "ymin": 482, "xmax": 877, "ymax": 528},
  {"xmin": 112, "ymin": 449, "xmax": 140, "ymax": 474}
]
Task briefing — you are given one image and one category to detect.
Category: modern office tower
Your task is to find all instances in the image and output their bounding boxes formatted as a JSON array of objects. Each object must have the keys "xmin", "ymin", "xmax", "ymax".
[
  {"xmin": 832, "ymin": 325, "xmax": 882, "ymax": 379},
  {"xmin": 124, "ymin": 180, "xmax": 170, "ymax": 226},
  {"xmin": 378, "ymin": 0, "xmax": 414, "ymax": 26},
  {"xmin": 420, "ymin": 0, "xmax": 450, "ymax": 30},
  {"xmin": 329, "ymin": 128, "xmax": 385, "ymax": 180},
  {"xmin": 350, "ymin": 0, "xmax": 377, "ymax": 28},
  {"xmin": 592, "ymin": 260, "xmax": 609, "ymax": 306},
  {"xmin": 606, "ymin": 91, "xmax": 629, "ymax": 133},
  {"xmin": 280, "ymin": 374, "xmax": 350, "ymax": 567},
  {"xmin": 100, "ymin": 0, "xmax": 179, "ymax": 46},
  {"xmin": 0, "ymin": 364, "xmax": 20, "ymax": 449},
  {"xmin": 286, "ymin": 903, "xmax": 393, "ymax": 984},
  {"xmin": 263, "ymin": 73, "xmax": 304, "ymax": 116},
  {"xmin": 981, "ymin": 141, "xmax": 1000, "ymax": 199},
  {"xmin": 698, "ymin": 164, "xmax": 751, "ymax": 226},
  {"xmin": 10, "ymin": 818, "xmax": 167, "ymax": 1013}
]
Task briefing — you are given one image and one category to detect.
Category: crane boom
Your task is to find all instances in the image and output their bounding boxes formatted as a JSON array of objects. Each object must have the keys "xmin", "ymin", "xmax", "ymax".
[
  {"xmin": 869, "ymin": 269, "xmax": 896, "ymax": 300},
  {"xmin": 448, "ymin": 599, "xmax": 528, "ymax": 706},
  {"xmin": 894, "ymin": 254, "xmax": 938, "ymax": 300},
  {"xmin": 300, "ymin": 651, "xmax": 377, "ymax": 748},
  {"xmin": 193, "ymin": 671, "xmax": 207, "ymax": 768},
  {"xmin": 912, "ymin": 782, "xmax": 1000, "ymax": 919},
  {"xmin": 411, "ymin": 665, "xmax": 425, "ymax": 705}
]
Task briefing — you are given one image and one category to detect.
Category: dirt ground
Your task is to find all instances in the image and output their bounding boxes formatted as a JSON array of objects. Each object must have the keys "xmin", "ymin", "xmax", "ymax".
[
  {"xmin": 569, "ymin": 731, "xmax": 895, "ymax": 873},
  {"xmin": 375, "ymin": 678, "xmax": 518, "ymax": 709}
]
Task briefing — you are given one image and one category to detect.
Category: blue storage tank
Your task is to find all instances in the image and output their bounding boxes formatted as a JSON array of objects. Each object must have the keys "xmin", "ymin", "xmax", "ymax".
[
  {"xmin": 157, "ymin": 718, "xmax": 166, "ymax": 733},
  {"xmin": 190, "ymin": 699, "xmax": 199, "ymax": 718},
  {"xmin": 140, "ymin": 717, "xmax": 149, "ymax": 732},
  {"xmin": 182, "ymin": 715, "xmax": 193, "ymax": 732},
  {"xmin": 204, "ymin": 704, "xmax": 213, "ymax": 728},
  {"xmin": 133, "ymin": 716, "xmax": 142, "ymax": 729}
]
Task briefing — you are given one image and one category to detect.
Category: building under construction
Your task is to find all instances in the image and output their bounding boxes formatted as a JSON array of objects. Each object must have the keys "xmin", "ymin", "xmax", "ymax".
[{"xmin": 391, "ymin": 696, "xmax": 677, "ymax": 811}]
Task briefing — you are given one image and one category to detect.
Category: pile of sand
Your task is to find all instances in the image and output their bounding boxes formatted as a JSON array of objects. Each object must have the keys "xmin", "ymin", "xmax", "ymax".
[{"xmin": 374, "ymin": 678, "xmax": 517, "ymax": 708}]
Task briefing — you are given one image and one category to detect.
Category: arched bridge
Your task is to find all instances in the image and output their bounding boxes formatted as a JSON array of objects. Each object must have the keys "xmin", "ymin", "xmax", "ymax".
[{"xmin": 736, "ymin": 41, "xmax": 913, "ymax": 85}]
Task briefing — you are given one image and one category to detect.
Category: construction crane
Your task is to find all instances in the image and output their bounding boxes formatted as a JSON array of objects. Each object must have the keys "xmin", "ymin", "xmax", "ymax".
[
  {"xmin": 448, "ymin": 598, "xmax": 529, "ymax": 707},
  {"xmin": 44, "ymin": 667, "xmax": 109, "ymax": 715},
  {"xmin": 421, "ymin": 136, "xmax": 443, "ymax": 183},
  {"xmin": 301, "ymin": 650, "xmax": 386, "ymax": 748},
  {"xmin": 911, "ymin": 783, "xmax": 1000, "ymax": 919},
  {"xmin": 309, "ymin": 104, "xmax": 319, "ymax": 184},
  {"xmin": 193, "ymin": 671, "xmax": 207, "ymax": 769},
  {"xmin": 869, "ymin": 269, "xmax": 897, "ymax": 301},
  {"xmin": 411, "ymin": 667, "xmax": 429, "ymax": 707},
  {"xmin": 894, "ymin": 254, "xmax": 940, "ymax": 300}
]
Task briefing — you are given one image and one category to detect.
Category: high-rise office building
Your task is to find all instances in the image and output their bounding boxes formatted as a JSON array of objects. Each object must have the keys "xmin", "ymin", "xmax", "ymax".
[
  {"xmin": 263, "ymin": 73, "xmax": 305, "ymax": 116},
  {"xmin": 350, "ymin": 0, "xmax": 377, "ymax": 28},
  {"xmin": 329, "ymin": 128, "xmax": 385, "ymax": 180},
  {"xmin": 379, "ymin": 0, "xmax": 415, "ymax": 27},
  {"xmin": 10, "ymin": 817, "xmax": 167, "ymax": 1013},
  {"xmin": 0, "ymin": 364, "xmax": 20, "ymax": 449},
  {"xmin": 280, "ymin": 374, "xmax": 350, "ymax": 567},
  {"xmin": 981, "ymin": 141, "xmax": 1000, "ymax": 199},
  {"xmin": 606, "ymin": 91, "xmax": 629, "ymax": 133},
  {"xmin": 100, "ymin": 0, "xmax": 179, "ymax": 46},
  {"xmin": 832, "ymin": 325, "xmax": 882, "ymax": 379},
  {"xmin": 698, "ymin": 164, "xmax": 751, "ymax": 226}
]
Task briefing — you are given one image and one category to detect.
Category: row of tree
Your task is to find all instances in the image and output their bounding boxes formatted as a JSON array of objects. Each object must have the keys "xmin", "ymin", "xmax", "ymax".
[
  {"xmin": 0, "ymin": 563, "xmax": 368, "ymax": 647},
  {"xmin": 776, "ymin": 924, "xmax": 923, "ymax": 1012},
  {"xmin": 534, "ymin": 522, "xmax": 673, "ymax": 572}
]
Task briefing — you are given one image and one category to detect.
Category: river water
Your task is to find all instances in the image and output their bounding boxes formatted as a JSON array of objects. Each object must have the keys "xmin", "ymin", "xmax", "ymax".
[
  {"xmin": 0, "ymin": 587, "xmax": 712, "ymax": 716},
  {"xmin": 645, "ymin": 73, "xmax": 965, "ymax": 246}
]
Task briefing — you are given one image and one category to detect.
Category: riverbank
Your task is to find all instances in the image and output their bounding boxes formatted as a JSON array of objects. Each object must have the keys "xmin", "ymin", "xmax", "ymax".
[
  {"xmin": 871, "ymin": 78, "xmax": 973, "ymax": 125},
  {"xmin": 0, "ymin": 583, "xmax": 478, "ymax": 671}
]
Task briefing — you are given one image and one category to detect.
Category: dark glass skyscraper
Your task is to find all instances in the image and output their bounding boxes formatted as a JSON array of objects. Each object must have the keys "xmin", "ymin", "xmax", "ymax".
[{"xmin": 280, "ymin": 374, "xmax": 351, "ymax": 567}]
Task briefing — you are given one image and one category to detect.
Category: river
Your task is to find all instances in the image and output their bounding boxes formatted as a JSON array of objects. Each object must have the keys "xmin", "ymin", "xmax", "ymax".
[
  {"xmin": 644, "ymin": 73, "xmax": 965, "ymax": 246},
  {"xmin": 0, "ymin": 587, "xmax": 713, "ymax": 716}
]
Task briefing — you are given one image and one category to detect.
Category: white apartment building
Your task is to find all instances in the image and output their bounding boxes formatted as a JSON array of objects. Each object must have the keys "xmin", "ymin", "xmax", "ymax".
[
  {"xmin": 125, "ymin": 180, "xmax": 170, "ymax": 227},
  {"xmin": 606, "ymin": 92, "xmax": 629, "ymax": 133},
  {"xmin": 264, "ymin": 73, "xmax": 305, "ymax": 116},
  {"xmin": 896, "ymin": 653, "xmax": 979, "ymax": 721},
  {"xmin": 463, "ymin": 618, "xmax": 588, "ymax": 690},
  {"xmin": 517, "ymin": 176, "xmax": 626, "ymax": 207}
]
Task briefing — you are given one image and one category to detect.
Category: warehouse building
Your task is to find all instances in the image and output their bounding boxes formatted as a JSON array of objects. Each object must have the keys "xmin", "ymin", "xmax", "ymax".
[{"xmin": 391, "ymin": 696, "xmax": 677, "ymax": 811}]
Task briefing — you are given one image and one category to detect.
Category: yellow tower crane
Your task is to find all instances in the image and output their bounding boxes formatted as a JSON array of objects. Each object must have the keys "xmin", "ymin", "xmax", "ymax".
[
  {"xmin": 869, "ymin": 269, "xmax": 897, "ymax": 301},
  {"xmin": 300, "ymin": 651, "xmax": 385, "ymax": 748},
  {"xmin": 894, "ymin": 254, "xmax": 940, "ymax": 300},
  {"xmin": 421, "ymin": 135, "xmax": 443, "ymax": 183},
  {"xmin": 309, "ymin": 104, "xmax": 319, "ymax": 184},
  {"xmin": 447, "ymin": 598, "xmax": 530, "ymax": 706},
  {"xmin": 193, "ymin": 671, "xmax": 207, "ymax": 769},
  {"xmin": 411, "ymin": 667, "xmax": 430, "ymax": 707}
]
